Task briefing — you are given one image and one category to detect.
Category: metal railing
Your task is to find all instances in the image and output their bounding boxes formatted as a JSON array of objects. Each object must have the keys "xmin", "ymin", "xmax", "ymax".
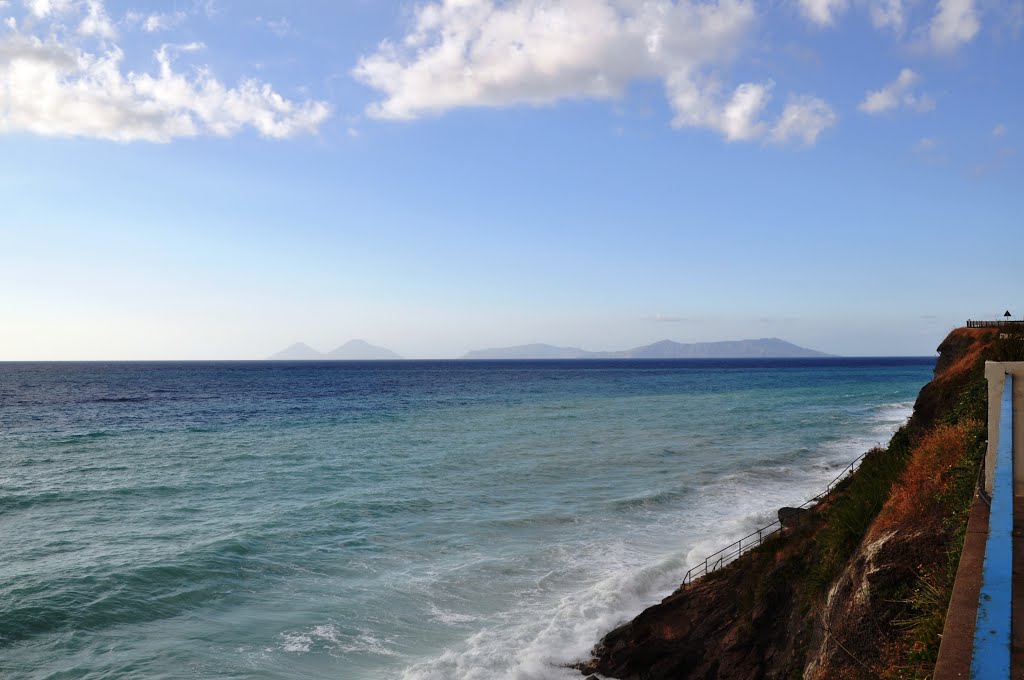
[
  {"xmin": 970, "ymin": 373, "xmax": 1014, "ymax": 678},
  {"xmin": 680, "ymin": 450, "xmax": 870, "ymax": 586},
  {"xmin": 967, "ymin": 320, "xmax": 1024, "ymax": 329}
]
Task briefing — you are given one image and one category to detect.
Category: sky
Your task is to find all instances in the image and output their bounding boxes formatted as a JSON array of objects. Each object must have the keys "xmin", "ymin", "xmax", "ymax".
[{"xmin": 0, "ymin": 0, "xmax": 1021, "ymax": 359}]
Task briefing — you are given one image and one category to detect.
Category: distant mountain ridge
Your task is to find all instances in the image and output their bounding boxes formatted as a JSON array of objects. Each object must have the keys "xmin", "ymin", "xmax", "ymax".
[
  {"xmin": 461, "ymin": 343, "xmax": 592, "ymax": 360},
  {"xmin": 461, "ymin": 338, "xmax": 832, "ymax": 360},
  {"xmin": 269, "ymin": 339, "xmax": 402, "ymax": 360}
]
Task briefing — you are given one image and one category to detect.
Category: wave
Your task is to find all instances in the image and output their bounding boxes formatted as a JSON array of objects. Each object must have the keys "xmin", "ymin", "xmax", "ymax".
[
  {"xmin": 400, "ymin": 548, "xmax": 693, "ymax": 680},
  {"xmin": 609, "ymin": 488, "xmax": 689, "ymax": 512},
  {"xmin": 396, "ymin": 399, "xmax": 917, "ymax": 679},
  {"xmin": 0, "ymin": 483, "xmax": 197, "ymax": 514},
  {"xmin": 479, "ymin": 513, "xmax": 583, "ymax": 529},
  {"xmin": 0, "ymin": 535, "xmax": 280, "ymax": 644},
  {"xmin": 52, "ymin": 431, "xmax": 118, "ymax": 445}
]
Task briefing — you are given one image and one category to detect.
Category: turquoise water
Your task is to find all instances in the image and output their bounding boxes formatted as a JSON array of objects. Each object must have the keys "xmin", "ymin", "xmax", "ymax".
[{"xmin": 0, "ymin": 359, "xmax": 934, "ymax": 679}]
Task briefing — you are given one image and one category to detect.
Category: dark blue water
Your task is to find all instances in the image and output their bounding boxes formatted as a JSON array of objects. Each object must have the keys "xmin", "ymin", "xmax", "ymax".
[{"xmin": 0, "ymin": 358, "xmax": 934, "ymax": 679}]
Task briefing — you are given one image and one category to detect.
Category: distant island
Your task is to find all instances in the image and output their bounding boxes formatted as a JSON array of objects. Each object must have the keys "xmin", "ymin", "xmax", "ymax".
[
  {"xmin": 269, "ymin": 337, "xmax": 831, "ymax": 360},
  {"xmin": 461, "ymin": 338, "xmax": 832, "ymax": 360},
  {"xmin": 269, "ymin": 339, "xmax": 403, "ymax": 360}
]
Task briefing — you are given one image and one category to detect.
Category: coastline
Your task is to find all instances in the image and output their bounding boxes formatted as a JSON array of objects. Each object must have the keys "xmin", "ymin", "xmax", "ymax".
[{"xmin": 577, "ymin": 328, "xmax": 1011, "ymax": 680}]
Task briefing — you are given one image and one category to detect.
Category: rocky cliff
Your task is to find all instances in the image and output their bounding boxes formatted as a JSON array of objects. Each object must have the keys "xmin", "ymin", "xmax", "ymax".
[{"xmin": 579, "ymin": 327, "xmax": 1020, "ymax": 680}]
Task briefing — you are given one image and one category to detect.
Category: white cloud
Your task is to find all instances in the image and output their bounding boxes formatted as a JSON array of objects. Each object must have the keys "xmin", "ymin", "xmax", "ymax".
[
  {"xmin": 196, "ymin": 0, "xmax": 217, "ymax": 18},
  {"xmin": 25, "ymin": 0, "xmax": 52, "ymax": 17},
  {"xmin": 78, "ymin": 0, "xmax": 114, "ymax": 38},
  {"xmin": 667, "ymin": 76, "xmax": 770, "ymax": 141},
  {"xmin": 0, "ymin": 2, "xmax": 330, "ymax": 142},
  {"xmin": 868, "ymin": 0, "xmax": 904, "ymax": 31},
  {"xmin": 355, "ymin": 0, "xmax": 686, "ymax": 120},
  {"xmin": 720, "ymin": 82, "xmax": 771, "ymax": 140},
  {"xmin": 143, "ymin": 11, "xmax": 187, "ymax": 33},
  {"xmin": 354, "ymin": 0, "xmax": 835, "ymax": 145},
  {"xmin": 993, "ymin": 123, "xmax": 1007, "ymax": 137},
  {"xmin": 915, "ymin": 136, "xmax": 938, "ymax": 151},
  {"xmin": 24, "ymin": 0, "xmax": 74, "ymax": 18},
  {"xmin": 928, "ymin": 0, "xmax": 979, "ymax": 51},
  {"xmin": 858, "ymin": 68, "xmax": 935, "ymax": 114},
  {"xmin": 123, "ymin": 8, "xmax": 190, "ymax": 33},
  {"xmin": 769, "ymin": 95, "xmax": 837, "ymax": 145},
  {"xmin": 256, "ymin": 16, "xmax": 292, "ymax": 38},
  {"xmin": 795, "ymin": 0, "xmax": 848, "ymax": 27}
]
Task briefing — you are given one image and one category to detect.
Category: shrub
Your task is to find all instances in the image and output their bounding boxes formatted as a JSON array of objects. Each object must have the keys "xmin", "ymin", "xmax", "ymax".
[
  {"xmin": 884, "ymin": 420, "xmax": 981, "ymax": 532},
  {"xmin": 810, "ymin": 430, "xmax": 912, "ymax": 588}
]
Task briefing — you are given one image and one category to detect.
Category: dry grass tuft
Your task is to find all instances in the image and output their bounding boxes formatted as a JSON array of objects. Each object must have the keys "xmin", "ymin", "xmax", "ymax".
[{"xmin": 879, "ymin": 420, "xmax": 979, "ymax": 534}]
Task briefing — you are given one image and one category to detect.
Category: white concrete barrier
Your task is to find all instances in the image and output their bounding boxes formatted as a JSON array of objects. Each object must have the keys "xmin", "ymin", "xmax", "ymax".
[{"xmin": 984, "ymin": 361, "xmax": 1024, "ymax": 496}]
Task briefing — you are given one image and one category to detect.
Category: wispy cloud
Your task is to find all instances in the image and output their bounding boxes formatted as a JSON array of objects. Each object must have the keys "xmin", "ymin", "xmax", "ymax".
[
  {"xmin": 859, "ymin": 68, "xmax": 935, "ymax": 114},
  {"xmin": 256, "ymin": 16, "xmax": 293, "ymax": 38},
  {"xmin": 125, "ymin": 10, "xmax": 188, "ymax": 33},
  {"xmin": 793, "ymin": 0, "xmax": 988, "ymax": 51},
  {"xmin": 795, "ymin": 0, "xmax": 906, "ymax": 33},
  {"xmin": 769, "ymin": 95, "xmax": 837, "ymax": 145},
  {"xmin": 0, "ymin": 1, "xmax": 330, "ymax": 142},
  {"xmin": 795, "ymin": 0, "xmax": 849, "ymax": 27},
  {"xmin": 79, "ymin": 0, "xmax": 115, "ymax": 38},
  {"xmin": 868, "ymin": 0, "xmax": 905, "ymax": 32},
  {"xmin": 928, "ymin": 0, "xmax": 979, "ymax": 51}
]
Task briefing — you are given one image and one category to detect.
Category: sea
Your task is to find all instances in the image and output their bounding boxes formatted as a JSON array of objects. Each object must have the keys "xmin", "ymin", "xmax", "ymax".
[{"xmin": 0, "ymin": 358, "xmax": 934, "ymax": 680}]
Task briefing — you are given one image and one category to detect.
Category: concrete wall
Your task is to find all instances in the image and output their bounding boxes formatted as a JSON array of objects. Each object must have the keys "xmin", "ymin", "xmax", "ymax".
[{"xmin": 984, "ymin": 361, "xmax": 1024, "ymax": 496}]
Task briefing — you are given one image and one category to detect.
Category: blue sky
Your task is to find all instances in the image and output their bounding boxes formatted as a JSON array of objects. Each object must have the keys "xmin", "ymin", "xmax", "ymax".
[{"xmin": 1, "ymin": 0, "xmax": 1021, "ymax": 359}]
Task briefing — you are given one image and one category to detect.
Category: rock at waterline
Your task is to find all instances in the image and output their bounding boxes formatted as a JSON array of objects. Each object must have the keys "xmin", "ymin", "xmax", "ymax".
[{"xmin": 778, "ymin": 507, "xmax": 809, "ymax": 528}]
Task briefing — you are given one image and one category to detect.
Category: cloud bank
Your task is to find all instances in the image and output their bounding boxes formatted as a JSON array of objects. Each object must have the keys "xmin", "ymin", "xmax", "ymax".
[
  {"xmin": 0, "ymin": 0, "xmax": 330, "ymax": 142},
  {"xmin": 353, "ymin": 0, "xmax": 837, "ymax": 145}
]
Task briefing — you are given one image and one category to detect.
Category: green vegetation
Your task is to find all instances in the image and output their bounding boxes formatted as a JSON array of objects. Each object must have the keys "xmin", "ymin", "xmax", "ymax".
[
  {"xmin": 889, "ymin": 386, "xmax": 987, "ymax": 678},
  {"xmin": 994, "ymin": 330, "xmax": 1024, "ymax": 362},
  {"xmin": 809, "ymin": 426, "xmax": 913, "ymax": 591},
  {"xmin": 944, "ymin": 375, "xmax": 987, "ymax": 425}
]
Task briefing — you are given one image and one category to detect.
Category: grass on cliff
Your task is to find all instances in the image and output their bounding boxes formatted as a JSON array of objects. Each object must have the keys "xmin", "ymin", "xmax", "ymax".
[
  {"xmin": 886, "ymin": 417, "xmax": 986, "ymax": 678},
  {"xmin": 809, "ymin": 426, "xmax": 913, "ymax": 591},
  {"xmin": 994, "ymin": 330, "xmax": 1024, "ymax": 362}
]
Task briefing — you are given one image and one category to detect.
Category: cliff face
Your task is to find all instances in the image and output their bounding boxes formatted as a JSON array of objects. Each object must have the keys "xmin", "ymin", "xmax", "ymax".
[{"xmin": 580, "ymin": 328, "xmax": 1003, "ymax": 680}]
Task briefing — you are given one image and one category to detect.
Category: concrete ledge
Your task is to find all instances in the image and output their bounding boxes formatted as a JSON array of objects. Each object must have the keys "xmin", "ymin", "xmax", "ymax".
[{"xmin": 934, "ymin": 492, "xmax": 989, "ymax": 680}]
